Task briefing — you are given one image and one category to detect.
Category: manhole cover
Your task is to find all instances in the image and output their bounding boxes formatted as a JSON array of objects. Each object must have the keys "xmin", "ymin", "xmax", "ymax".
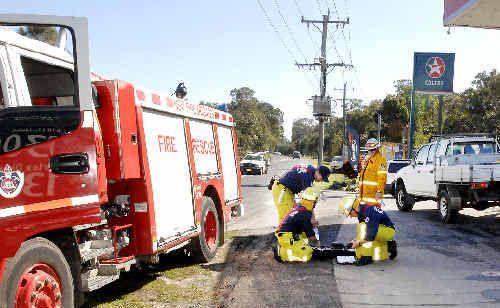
[{"xmin": 482, "ymin": 271, "xmax": 500, "ymax": 278}]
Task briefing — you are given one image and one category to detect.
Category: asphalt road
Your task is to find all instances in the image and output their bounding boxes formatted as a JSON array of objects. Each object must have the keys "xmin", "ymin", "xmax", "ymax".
[{"xmin": 216, "ymin": 156, "xmax": 500, "ymax": 307}]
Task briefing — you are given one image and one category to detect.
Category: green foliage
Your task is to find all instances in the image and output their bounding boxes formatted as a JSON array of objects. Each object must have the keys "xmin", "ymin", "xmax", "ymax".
[
  {"xmin": 227, "ymin": 87, "xmax": 286, "ymax": 155},
  {"xmin": 207, "ymin": 70, "xmax": 497, "ymax": 159},
  {"xmin": 291, "ymin": 118, "xmax": 317, "ymax": 155},
  {"xmin": 443, "ymin": 70, "xmax": 499, "ymax": 135},
  {"xmin": 17, "ymin": 26, "xmax": 58, "ymax": 46}
]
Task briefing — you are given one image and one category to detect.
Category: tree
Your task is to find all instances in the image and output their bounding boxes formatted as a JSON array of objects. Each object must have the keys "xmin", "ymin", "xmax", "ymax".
[
  {"xmin": 291, "ymin": 118, "xmax": 317, "ymax": 155},
  {"xmin": 199, "ymin": 101, "xmax": 219, "ymax": 109},
  {"xmin": 226, "ymin": 87, "xmax": 287, "ymax": 155},
  {"xmin": 17, "ymin": 26, "xmax": 58, "ymax": 46},
  {"xmin": 443, "ymin": 70, "xmax": 499, "ymax": 135}
]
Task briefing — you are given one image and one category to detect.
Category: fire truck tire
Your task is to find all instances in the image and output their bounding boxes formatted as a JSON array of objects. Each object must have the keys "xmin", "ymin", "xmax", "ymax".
[
  {"xmin": 191, "ymin": 197, "xmax": 220, "ymax": 263},
  {"xmin": 1, "ymin": 237, "xmax": 74, "ymax": 308}
]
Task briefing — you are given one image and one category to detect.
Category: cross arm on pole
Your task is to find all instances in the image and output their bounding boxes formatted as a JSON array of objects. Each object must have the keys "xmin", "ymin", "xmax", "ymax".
[{"xmin": 301, "ymin": 16, "xmax": 350, "ymax": 25}]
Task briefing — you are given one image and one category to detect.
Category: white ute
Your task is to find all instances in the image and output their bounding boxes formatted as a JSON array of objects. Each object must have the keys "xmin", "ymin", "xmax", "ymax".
[{"xmin": 394, "ymin": 134, "xmax": 500, "ymax": 223}]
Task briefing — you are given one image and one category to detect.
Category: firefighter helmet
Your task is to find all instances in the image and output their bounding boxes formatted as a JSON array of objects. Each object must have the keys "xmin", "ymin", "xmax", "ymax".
[
  {"xmin": 365, "ymin": 138, "xmax": 381, "ymax": 150},
  {"xmin": 301, "ymin": 186, "xmax": 320, "ymax": 211}
]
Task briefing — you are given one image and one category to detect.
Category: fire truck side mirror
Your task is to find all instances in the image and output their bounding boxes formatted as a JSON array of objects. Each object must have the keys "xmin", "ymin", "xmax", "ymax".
[{"xmin": 92, "ymin": 84, "xmax": 101, "ymax": 108}]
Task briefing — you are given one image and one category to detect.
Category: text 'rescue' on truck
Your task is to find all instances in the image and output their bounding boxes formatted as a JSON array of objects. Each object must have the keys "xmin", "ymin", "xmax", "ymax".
[{"xmin": 0, "ymin": 14, "xmax": 243, "ymax": 307}]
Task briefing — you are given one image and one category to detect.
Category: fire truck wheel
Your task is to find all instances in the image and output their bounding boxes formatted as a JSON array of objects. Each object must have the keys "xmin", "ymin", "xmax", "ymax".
[
  {"xmin": 1, "ymin": 237, "xmax": 74, "ymax": 308},
  {"xmin": 191, "ymin": 197, "xmax": 220, "ymax": 263}
]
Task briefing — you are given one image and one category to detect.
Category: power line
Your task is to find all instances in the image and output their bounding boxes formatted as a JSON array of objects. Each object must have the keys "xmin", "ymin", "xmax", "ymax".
[
  {"xmin": 255, "ymin": 0, "xmax": 317, "ymax": 88},
  {"xmin": 315, "ymin": 0, "xmax": 324, "ymax": 14},
  {"xmin": 256, "ymin": 0, "xmax": 296, "ymax": 63},
  {"xmin": 330, "ymin": 0, "xmax": 340, "ymax": 18},
  {"xmin": 327, "ymin": 27, "xmax": 345, "ymax": 64},
  {"xmin": 293, "ymin": 0, "xmax": 319, "ymax": 56},
  {"xmin": 273, "ymin": 0, "xmax": 308, "ymax": 62},
  {"xmin": 298, "ymin": 13, "xmax": 350, "ymax": 164}
]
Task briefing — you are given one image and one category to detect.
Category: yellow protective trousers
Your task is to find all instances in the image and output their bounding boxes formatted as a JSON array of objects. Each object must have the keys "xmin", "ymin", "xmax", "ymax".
[
  {"xmin": 355, "ymin": 222, "xmax": 395, "ymax": 261},
  {"xmin": 275, "ymin": 232, "xmax": 313, "ymax": 262},
  {"xmin": 272, "ymin": 182, "xmax": 295, "ymax": 223}
]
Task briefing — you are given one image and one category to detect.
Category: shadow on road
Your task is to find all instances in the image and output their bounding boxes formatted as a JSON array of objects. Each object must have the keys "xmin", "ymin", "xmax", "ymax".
[
  {"xmin": 379, "ymin": 204, "xmax": 500, "ymax": 267},
  {"xmin": 208, "ymin": 222, "xmax": 344, "ymax": 308}
]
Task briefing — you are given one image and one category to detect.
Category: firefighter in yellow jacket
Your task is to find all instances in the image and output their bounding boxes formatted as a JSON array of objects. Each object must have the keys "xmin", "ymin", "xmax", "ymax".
[{"xmin": 358, "ymin": 138, "xmax": 387, "ymax": 206}]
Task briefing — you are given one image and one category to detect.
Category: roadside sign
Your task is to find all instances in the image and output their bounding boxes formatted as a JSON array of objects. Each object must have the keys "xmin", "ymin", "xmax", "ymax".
[
  {"xmin": 346, "ymin": 126, "xmax": 359, "ymax": 171},
  {"xmin": 413, "ymin": 52, "xmax": 455, "ymax": 94}
]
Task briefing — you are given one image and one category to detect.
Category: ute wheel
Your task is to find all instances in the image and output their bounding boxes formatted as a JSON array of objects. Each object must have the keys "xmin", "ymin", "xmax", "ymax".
[
  {"xmin": 1, "ymin": 237, "xmax": 74, "ymax": 308},
  {"xmin": 395, "ymin": 183, "xmax": 414, "ymax": 212},
  {"xmin": 438, "ymin": 190, "xmax": 458, "ymax": 224},
  {"xmin": 191, "ymin": 197, "xmax": 221, "ymax": 263}
]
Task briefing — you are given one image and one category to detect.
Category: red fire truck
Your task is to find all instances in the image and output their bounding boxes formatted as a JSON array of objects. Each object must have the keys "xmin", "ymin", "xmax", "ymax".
[{"xmin": 0, "ymin": 14, "xmax": 242, "ymax": 307}]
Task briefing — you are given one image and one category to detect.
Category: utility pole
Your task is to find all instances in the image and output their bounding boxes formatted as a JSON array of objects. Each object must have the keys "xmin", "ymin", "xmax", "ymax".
[
  {"xmin": 297, "ymin": 11, "xmax": 350, "ymax": 166},
  {"xmin": 342, "ymin": 82, "xmax": 347, "ymax": 159},
  {"xmin": 437, "ymin": 95, "xmax": 444, "ymax": 135},
  {"xmin": 377, "ymin": 113, "xmax": 382, "ymax": 141}
]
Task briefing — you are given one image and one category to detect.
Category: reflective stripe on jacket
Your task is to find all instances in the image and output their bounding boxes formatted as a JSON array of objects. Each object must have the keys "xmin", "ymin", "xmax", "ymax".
[{"xmin": 358, "ymin": 150, "xmax": 387, "ymax": 205}]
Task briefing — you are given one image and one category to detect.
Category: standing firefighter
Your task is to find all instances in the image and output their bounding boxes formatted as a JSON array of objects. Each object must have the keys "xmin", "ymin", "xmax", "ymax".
[
  {"xmin": 271, "ymin": 164, "xmax": 330, "ymax": 222},
  {"xmin": 358, "ymin": 138, "xmax": 387, "ymax": 206},
  {"xmin": 274, "ymin": 187, "xmax": 321, "ymax": 262},
  {"xmin": 339, "ymin": 196, "xmax": 398, "ymax": 265}
]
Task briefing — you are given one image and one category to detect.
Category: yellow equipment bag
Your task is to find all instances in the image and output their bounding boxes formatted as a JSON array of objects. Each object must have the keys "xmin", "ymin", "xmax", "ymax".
[
  {"xmin": 355, "ymin": 222, "xmax": 395, "ymax": 261},
  {"xmin": 275, "ymin": 232, "xmax": 313, "ymax": 262}
]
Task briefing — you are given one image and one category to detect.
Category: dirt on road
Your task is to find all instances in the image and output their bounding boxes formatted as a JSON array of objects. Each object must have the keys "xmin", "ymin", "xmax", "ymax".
[{"xmin": 212, "ymin": 226, "xmax": 343, "ymax": 308}]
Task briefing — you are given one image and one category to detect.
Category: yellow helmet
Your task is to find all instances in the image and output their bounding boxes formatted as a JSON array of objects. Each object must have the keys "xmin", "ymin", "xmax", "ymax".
[
  {"xmin": 365, "ymin": 138, "xmax": 381, "ymax": 150},
  {"xmin": 338, "ymin": 196, "xmax": 360, "ymax": 216},
  {"xmin": 300, "ymin": 186, "xmax": 320, "ymax": 211}
]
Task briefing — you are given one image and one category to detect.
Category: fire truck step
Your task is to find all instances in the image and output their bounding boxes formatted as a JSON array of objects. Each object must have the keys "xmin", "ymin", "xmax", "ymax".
[
  {"xmin": 80, "ymin": 246, "xmax": 115, "ymax": 262},
  {"xmin": 98, "ymin": 258, "xmax": 136, "ymax": 276},
  {"xmin": 83, "ymin": 272, "xmax": 120, "ymax": 292}
]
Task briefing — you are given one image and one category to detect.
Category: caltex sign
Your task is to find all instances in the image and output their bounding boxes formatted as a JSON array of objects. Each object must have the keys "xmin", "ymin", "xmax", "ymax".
[{"xmin": 413, "ymin": 52, "xmax": 455, "ymax": 94}]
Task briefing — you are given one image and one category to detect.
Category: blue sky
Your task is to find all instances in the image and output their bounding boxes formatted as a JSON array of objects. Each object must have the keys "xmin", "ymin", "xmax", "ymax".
[{"xmin": 5, "ymin": 1, "xmax": 499, "ymax": 137}]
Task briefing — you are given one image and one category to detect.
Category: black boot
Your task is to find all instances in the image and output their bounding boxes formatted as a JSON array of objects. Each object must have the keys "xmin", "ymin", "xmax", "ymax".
[
  {"xmin": 388, "ymin": 240, "xmax": 398, "ymax": 260},
  {"xmin": 272, "ymin": 245, "xmax": 283, "ymax": 263},
  {"xmin": 355, "ymin": 256, "xmax": 373, "ymax": 266}
]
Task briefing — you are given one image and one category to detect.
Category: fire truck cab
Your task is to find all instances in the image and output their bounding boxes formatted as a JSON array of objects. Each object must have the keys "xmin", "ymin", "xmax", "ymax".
[{"xmin": 0, "ymin": 14, "xmax": 242, "ymax": 307}]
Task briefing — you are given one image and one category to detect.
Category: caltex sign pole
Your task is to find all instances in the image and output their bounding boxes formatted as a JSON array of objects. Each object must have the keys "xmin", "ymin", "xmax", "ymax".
[{"xmin": 408, "ymin": 52, "xmax": 455, "ymax": 158}]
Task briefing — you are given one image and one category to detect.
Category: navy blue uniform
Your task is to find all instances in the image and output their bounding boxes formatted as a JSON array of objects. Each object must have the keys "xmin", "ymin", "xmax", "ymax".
[
  {"xmin": 278, "ymin": 205, "xmax": 315, "ymax": 238},
  {"xmin": 278, "ymin": 165, "xmax": 316, "ymax": 194},
  {"xmin": 358, "ymin": 204, "xmax": 395, "ymax": 241}
]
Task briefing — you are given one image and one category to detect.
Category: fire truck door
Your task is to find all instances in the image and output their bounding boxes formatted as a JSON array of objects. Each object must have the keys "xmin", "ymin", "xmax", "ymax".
[
  {"xmin": 142, "ymin": 110, "xmax": 196, "ymax": 242},
  {"xmin": 0, "ymin": 16, "xmax": 100, "ymax": 218},
  {"xmin": 217, "ymin": 126, "xmax": 239, "ymax": 202}
]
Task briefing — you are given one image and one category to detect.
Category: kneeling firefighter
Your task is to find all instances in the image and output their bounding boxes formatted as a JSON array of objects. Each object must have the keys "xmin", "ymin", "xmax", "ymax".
[
  {"xmin": 274, "ymin": 187, "xmax": 321, "ymax": 262},
  {"xmin": 339, "ymin": 197, "xmax": 397, "ymax": 265},
  {"xmin": 270, "ymin": 164, "xmax": 331, "ymax": 223}
]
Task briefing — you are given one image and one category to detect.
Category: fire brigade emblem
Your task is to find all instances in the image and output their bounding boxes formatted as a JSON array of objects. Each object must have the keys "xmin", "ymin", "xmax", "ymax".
[
  {"xmin": 425, "ymin": 57, "xmax": 446, "ymax": 79},
  {"xmin": 0, "ymin": 165, "xmax": 24, "ymax": 199}
]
